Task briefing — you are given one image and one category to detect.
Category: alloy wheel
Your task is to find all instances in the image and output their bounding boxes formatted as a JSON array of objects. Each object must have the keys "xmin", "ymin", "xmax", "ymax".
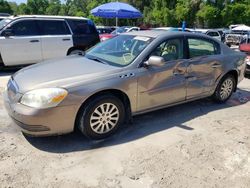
[
  {"xmin": 90, "ymin": 103, "xmax": 119, "ymax": 134},
  {"xmin": 220, "ymin": 78, "xmax": 233, "ymax": 100}
]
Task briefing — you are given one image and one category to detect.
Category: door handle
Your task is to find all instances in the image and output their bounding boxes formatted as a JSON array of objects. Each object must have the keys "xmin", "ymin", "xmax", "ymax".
[
  {"xmin": 211, "ymin": 63, "xmax": 222, "ymax": 68},
  {"xmin": 62, "ymin": 38, "xmax": 70, "ymax": 41},
  {"xmin": 30, "ymin": 40, "xmax": 39, "ymax": 43},
  {"xmin": 173, "ymin": 69, "xmax": 185, "ymax": 75}
]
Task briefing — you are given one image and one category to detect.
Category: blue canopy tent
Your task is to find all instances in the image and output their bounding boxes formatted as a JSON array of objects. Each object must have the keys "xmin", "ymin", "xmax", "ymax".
[{"xmin": 91, "ymin": 2, "xmax": 142, "ymax": 27}]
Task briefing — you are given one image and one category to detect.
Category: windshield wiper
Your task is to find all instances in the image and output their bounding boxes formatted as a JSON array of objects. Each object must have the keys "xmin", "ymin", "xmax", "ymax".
[{"xmin": 87, "ymin": 56, "xmax": 108, "ymax": 65}]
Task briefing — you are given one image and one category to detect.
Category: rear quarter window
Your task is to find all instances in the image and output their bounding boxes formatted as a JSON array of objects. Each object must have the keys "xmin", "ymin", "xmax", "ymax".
[
  {"xmin": 66, "ymin": 19, "xmax": 98, "ymax": 35},
  {"xmin": 188, "ymin": 38, "xmax": 220, "ymax": 58}
]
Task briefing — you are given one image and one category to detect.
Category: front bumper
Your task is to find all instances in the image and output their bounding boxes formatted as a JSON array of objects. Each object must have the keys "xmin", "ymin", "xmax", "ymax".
[{"xmin": 3, "ymin": 91, "xmax": 79, "ymax": 136}]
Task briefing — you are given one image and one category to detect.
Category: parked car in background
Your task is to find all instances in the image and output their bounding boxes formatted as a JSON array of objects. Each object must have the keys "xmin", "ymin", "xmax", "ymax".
[
  {"xmin": 225, "ymin": 30, "xmax": 250, "ymax": 47},
  {"xmin": 0, "ymin": 13, "xmax": 10, "ymax": 21},
  {"xmin": 96, "ymin": 26, "xmax": 115, "ymax": 34},
  {"xmin": 0, "ymin": 15, "xmax": 100, "ymax": 68},
  {"xmin": 99, "ymin": 26, "xmax": 140, "ymax": 41},
  {"xmin": 153, "ymin": 27, "xmax": 191, "ymax": 32},
  {"xmin": 205, "ymin": 30, "xmax": 222, "ymax": 41},
  {"xmin": 239, "ymin": 37, "xmax": 250, "ymax": 75},
  {"xmin": 4, "ymin": 31, "xmax": 246, "ymax": 139},
  {"xmin": 192, "ymin": 28, "xmax": 207, "ymax": 34}
]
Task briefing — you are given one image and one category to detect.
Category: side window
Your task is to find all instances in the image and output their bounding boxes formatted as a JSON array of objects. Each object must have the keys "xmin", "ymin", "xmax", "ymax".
[
  {"xmin": 150, "ymin": 38, "xmax": 184, "ymax": 62},
  {"xmin": 10, "ymin": 20, "xmax": 39, "ymax": 36},
  {"xmin": 207, "ymin": 32, "xmax": 219, "ymax": 37},
  {"xmin": 188, "ymin": 38, "xmax": 219, "ymax": 58},
  {"xmin": 38, "ymin": 20, "xmax": 70, "ymax": 35},
  {"xmin": 67, "ymin": 19, "xmax": 97, "ymax": 35}
]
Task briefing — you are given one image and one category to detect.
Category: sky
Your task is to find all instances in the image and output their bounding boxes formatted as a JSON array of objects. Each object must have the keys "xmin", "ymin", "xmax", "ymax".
[
  {"xmin": 8, "ymin": 0, "xmax": 27, "ymax": 4},
  {"xmin": 7, "ymin": 0, "xmax": 65, "ymax": 4}
]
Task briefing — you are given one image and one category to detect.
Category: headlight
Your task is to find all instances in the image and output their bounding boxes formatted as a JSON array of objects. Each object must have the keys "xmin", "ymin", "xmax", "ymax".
[{"xmin": 20, "ymin": 88, "xmax": 68, "ymax": 109}]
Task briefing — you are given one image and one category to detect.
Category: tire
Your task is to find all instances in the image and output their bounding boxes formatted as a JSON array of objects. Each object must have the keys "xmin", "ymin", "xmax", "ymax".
[
  {"xmin": 77, "ymin": 95, "xmax": 125, "ymax": 140},
  {"xmin": 68, "ymin": 49, "xmax": 85, "ymax": 56},
  {"xmin": 213, "ymin": 74, "xmax": 236, "ymax": 103}
]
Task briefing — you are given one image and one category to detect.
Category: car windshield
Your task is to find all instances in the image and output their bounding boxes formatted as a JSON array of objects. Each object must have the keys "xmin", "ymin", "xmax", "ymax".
[
  {"xmin": 85, "ymin": 35, "xmax": 153, "ymax": 67},
  {"xmin": 0, "ymin": 18, "xmax": 11, "ymax": 30}
]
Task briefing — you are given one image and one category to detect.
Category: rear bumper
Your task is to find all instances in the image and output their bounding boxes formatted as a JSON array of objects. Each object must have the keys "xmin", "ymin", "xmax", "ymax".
[{"xmin": 3, "ymin": 91, "xmax": 79, "ymax": 136}]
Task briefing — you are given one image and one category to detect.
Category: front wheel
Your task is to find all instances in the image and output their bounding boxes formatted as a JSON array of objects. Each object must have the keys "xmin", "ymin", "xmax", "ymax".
[
  {"xmin": 213, "ymin": 74, "xmax": 236, "ymax": 103},
  {"xmin": 77, "ymin": 95, "xmax": 125, "ymax": 140}
]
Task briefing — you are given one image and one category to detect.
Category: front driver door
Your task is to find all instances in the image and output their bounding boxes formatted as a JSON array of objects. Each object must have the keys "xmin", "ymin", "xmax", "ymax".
[
  {"xmin": 0, "ymin": 19, "xmax": 42, "ymax": 66},
  {"xmin": 137, "ymin": 38, "xmax": 188, "ymax": 112}
]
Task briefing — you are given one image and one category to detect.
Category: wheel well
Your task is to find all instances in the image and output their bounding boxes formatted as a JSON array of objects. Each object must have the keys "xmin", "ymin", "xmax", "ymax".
[
  {"xmin": 67, "ymin": 47, "xmax": 85, "ymax": 55},
  {"xmin": 225, "ymin": 70, "xmax": 238, "ymax": 92},
  {"xmin": 74, "ymin": 89, "xmax": 132, "ymax": 129}
]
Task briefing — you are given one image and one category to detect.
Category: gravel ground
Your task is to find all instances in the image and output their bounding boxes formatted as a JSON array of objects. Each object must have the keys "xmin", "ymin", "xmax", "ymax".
[{"xmin": 0, "ymin": 71, "xmax": 250, "ymax": 188}]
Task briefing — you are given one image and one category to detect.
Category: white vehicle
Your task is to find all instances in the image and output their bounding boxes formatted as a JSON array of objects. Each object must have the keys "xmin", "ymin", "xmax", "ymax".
[
  {"xmin": 0, "ymin": 13, "xmax": 10, "ymax": 21},
  {"xmin": 205, "ymin": 30, "xmax": 222, "ymax": 41},
  {"xmin": 0, "ymin": 15, "xmax": 100, "ymax": 67}
]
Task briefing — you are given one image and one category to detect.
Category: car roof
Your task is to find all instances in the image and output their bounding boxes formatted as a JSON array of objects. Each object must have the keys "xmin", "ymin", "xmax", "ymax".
[
  {"xmin": 122, "ymin": 30, "xmax": 213, "ymax": 40},
  {"xmin": 8, "ymin": 15, "xmax": 89, "ymax": 20}
]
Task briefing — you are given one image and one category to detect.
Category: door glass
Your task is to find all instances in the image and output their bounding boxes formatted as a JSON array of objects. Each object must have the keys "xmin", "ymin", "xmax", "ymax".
[
  {"xmin": 38, "ymin": 20, "xmax": 70, "ymax": 35},
  {"xmin": 150, "ymin": 38, "xmax": 184, "ymax": 62},
  {"xmin": 66, "ymin": 19, "xmax": 97, "ymax": 35},
  {"xmin": 11, "ymin": 20, "xmax": 39, "ymax": 36},
  {"xmin": 207, "ymin": 32, "xmax": 219, "ymax": 37},
  {"xmin": 188, "ymin": 38, "xmax": 218, "ymax": 58}
]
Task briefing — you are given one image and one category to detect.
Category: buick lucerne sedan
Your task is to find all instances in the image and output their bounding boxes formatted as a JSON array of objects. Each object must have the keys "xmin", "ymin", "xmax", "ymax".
[{"xmin": 3, "ymin": 31, "xmax": 247, "ymax": 139}]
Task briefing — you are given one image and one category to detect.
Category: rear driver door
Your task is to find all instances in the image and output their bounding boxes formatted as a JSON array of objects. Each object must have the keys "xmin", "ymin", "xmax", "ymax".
[
  {"xmin": 186, "ymin": 37, "xmax": 222, "ymax": 99},
  {"xmin": 37, "ymin": 19, "xmax": 73, "ymax": 61}
]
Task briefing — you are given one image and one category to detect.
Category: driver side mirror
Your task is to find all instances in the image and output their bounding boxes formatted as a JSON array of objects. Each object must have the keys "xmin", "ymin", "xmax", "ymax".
[
  {"xmin": 144, "ymin": 56, "xmax": 165, "ymax": 67},
  {"xmin": 2, "ymin": 29, "xmax": 13, "ymax": 37}
]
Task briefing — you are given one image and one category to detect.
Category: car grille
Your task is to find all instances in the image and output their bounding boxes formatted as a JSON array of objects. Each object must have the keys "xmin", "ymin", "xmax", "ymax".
[{"xmin": 7, "ymin": 78, "xmax": 21, "ymax": 103}]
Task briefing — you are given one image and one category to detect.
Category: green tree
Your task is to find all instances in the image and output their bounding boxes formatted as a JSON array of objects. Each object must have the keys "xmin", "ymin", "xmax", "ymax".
[
  {"xmin": 17, "ymin": 3, "xmax": 30, "ymax": 14},
  {"xmin": 175, "ymin": 3, "xmax": 189, "ymax": 26},
  {"xmin": 197, "ymin": 5, "xmax": 221, "ymax": 28},
  {"xmin": 8, "ymin": 2, "xmax": 18, "ymax": 15},
  {"xmin": 0, "ymin": 0, "xmax": 13, "ymax": 14},
  {"xmin": 221, "ymin": 3, "xmax": 250, "ymax": 26},
  {"xmin": 46, "ymin": 0, "xmax": 61, "ymax": 15},
  {"xmin": 26, "ymin": 0, "xmax": 49, "ymax": 15}
]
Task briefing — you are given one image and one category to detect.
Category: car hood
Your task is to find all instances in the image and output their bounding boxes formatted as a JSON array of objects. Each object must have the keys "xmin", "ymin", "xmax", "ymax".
[{"xmin": 13, "ymin": 55, "xmax": 119, "ymax": 93}]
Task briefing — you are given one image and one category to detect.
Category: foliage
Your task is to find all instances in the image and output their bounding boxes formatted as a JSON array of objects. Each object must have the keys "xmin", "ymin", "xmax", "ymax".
[
  {"xmin": 0, "ymin": 0, "xmax": 13, "ymax": 14},
  {"xmin": 0, "ymin": 0, "xmax": 249, "ymax": 28}
]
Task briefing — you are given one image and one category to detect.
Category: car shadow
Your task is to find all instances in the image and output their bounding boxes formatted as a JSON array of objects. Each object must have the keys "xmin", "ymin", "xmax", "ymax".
[
  {"xmin": 24, "ymin": 88, "xmax": 250, "ymax": 153},
  {"xmin": 0, "ymin": 67, "xmax": 21, "ymax": 76}
]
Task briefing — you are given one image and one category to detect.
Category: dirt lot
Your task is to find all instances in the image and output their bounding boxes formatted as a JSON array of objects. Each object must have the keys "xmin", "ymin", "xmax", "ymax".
[{"xmin": 1, "ymin": 71, "xmax": 250, "ymax": 188}]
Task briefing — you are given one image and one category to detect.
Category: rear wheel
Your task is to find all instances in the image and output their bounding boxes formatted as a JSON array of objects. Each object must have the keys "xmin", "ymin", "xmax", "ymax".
[
  {"xmin": 68, "ymin": 49, "xmax": 85, "ymax": 56},
  {"xmin": 213, "ymin": 74, "xmax": 236, "ymax": 103},
  {"xmin": 77, "ymin": 95, "xmax": 125, "ymax": 140}
]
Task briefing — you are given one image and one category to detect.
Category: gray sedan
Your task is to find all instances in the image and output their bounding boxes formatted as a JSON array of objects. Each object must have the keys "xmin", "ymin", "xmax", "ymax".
[{"xmin": 3, "ymin": 31, "xmax": 247, "ymax": 139}]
